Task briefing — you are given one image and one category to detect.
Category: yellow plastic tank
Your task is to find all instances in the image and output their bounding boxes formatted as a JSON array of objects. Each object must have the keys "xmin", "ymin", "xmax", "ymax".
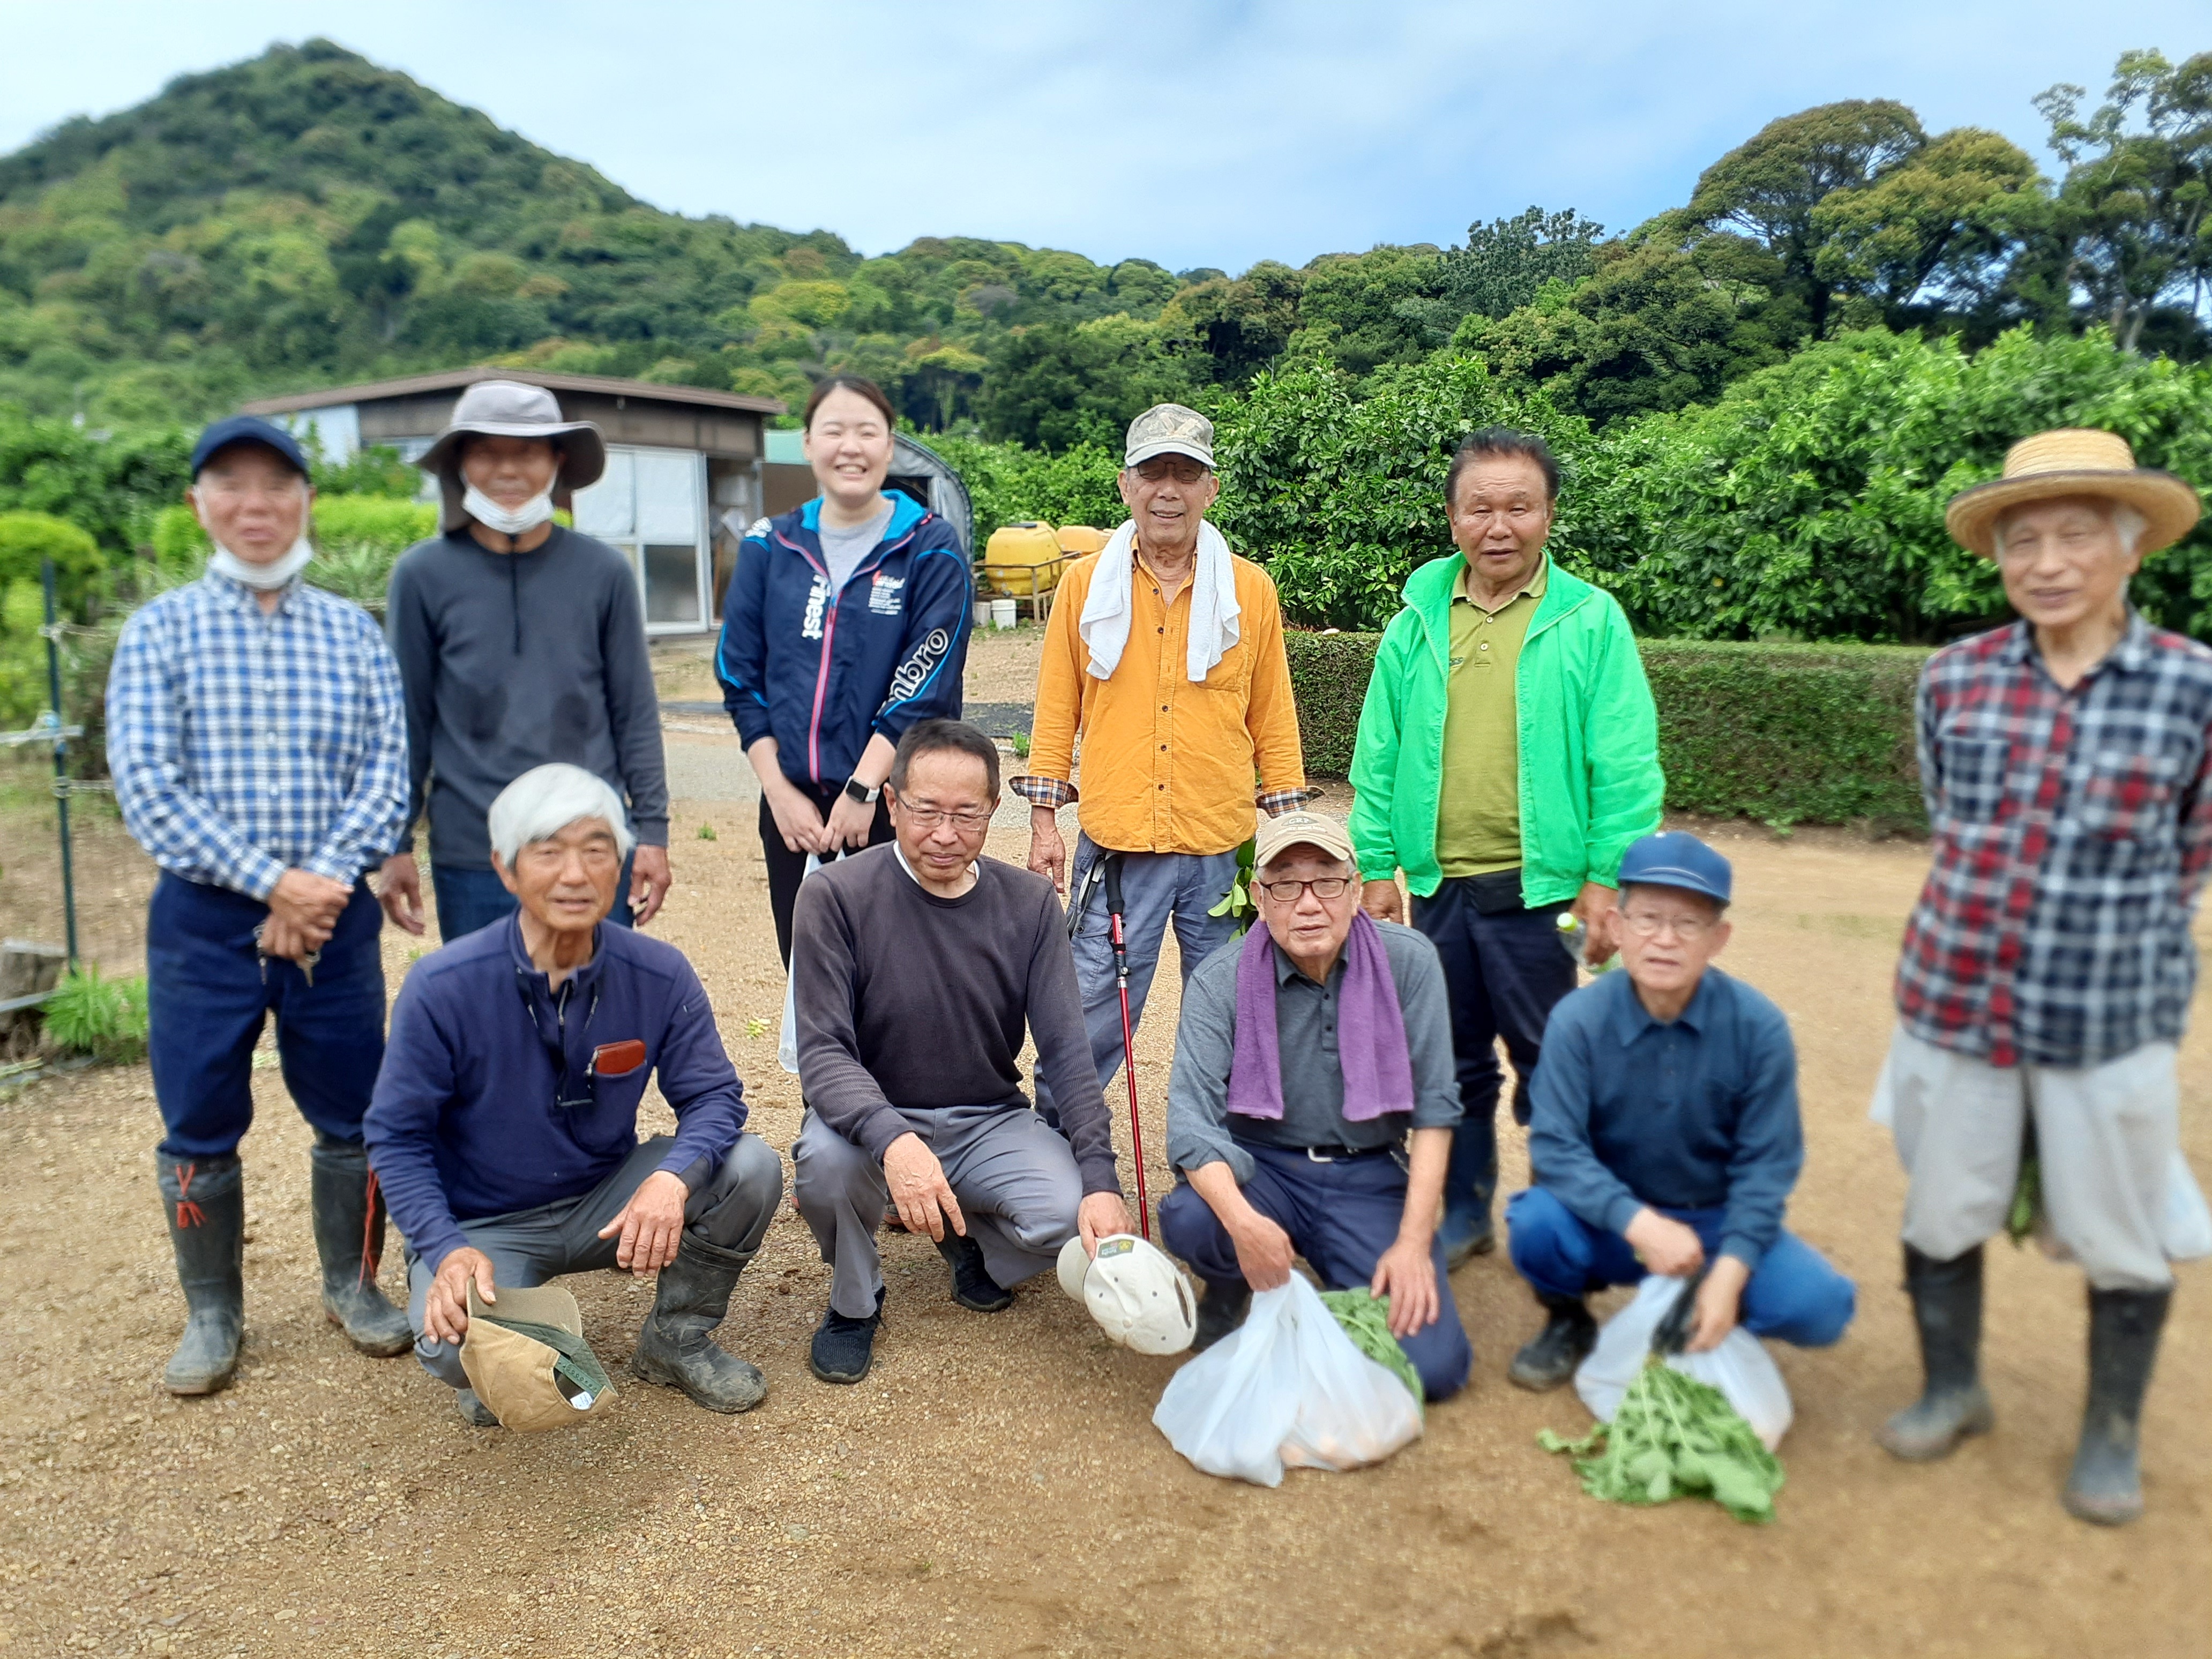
[
  {"xmin": 1056, "ymin": 525, "xmax": 1110, "ymax": 558},
  {"xmin": 983, "ymin": 522, "xmax": 1064, "ymax": 597}
]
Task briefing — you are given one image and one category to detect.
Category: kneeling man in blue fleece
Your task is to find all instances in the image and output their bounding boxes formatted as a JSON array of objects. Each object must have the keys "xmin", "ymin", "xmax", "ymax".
[
  {"xmin": 1505, "ymin": 831, "xmax": 1856, "ymax": 1388},
  {"xmin": 1160, "ymin": 810, "xmax": 1473, "ymax": 1401},
  {"xmin": 365, "ymin": 764, "xmax": 782, "ymax": 1425}
]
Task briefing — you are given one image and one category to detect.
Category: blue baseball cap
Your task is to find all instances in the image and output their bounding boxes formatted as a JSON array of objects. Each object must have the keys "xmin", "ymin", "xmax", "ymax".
[
  {"xmin": 190, "ymin": 415, "xmax": 309, "ymax": 481},
  {"xmin": 1617, "ymin": 831, "xmax": 1731, "ymax": 907}
]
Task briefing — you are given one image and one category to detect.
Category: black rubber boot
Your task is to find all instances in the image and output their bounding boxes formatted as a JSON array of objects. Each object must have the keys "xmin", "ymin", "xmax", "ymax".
[
  {"xmin": 2062, "ymin": 1285, "xmax": 2171, "ymax": 1526},
  {"xmin": 629, "ymin": 1234, "xmax": 768, "ymax": 1413},
  {"xmin": 936, "ymin": 1230, "xmax": 1013, "ymax": 1312},
  {"xmin": 810, "ymin": 1288, "xmax": 886, "ymax": 1385},
  {"xmin": 1878, "ymin": 1243, "xmax": 1994, "ymax": 1461},
  {"xmin": 453, "ymin": 1387, "xmax": 500, "ymax": 1428},
  {"xmin": 156, "ymin": 1154, "xmax": 244, "ymax": 1396},
  {"xmin": 1192, "ymin": 1280, "xmax": 1252, "ymax": 1352},
  {"xmin": 1507, "ymin": 1295, "xmax": 1597, "ymax": 1392},
  {"xmin": 308, "ymin": 1135, "xmax": 414, "ymax": 1358}
]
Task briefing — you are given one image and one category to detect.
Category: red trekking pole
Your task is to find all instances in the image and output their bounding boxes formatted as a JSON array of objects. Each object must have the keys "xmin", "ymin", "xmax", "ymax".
[{"xmin": 1102, "ymin": 854, "xmax": 1152, "ymax": 1240}]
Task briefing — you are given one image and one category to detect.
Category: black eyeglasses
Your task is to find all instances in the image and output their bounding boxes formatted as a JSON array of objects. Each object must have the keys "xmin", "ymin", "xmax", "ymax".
[{"xmin": 1256, "ymin": 877, "xmax": 1352, "ymax": 902}]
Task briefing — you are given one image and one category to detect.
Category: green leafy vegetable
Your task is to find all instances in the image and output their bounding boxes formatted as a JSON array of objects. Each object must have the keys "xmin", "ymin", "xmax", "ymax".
[
  {"xmin": 1539, "ymin": 1357, "xmax": 1784, "ymax": 1524},
  {"xmin": 1318, "ymin": 1287, "xmax": 1423, "ymax": 1408},
  {"xmin": 2006, "ymin": 1153, "xmax": 2041, "ymax": 1246}
]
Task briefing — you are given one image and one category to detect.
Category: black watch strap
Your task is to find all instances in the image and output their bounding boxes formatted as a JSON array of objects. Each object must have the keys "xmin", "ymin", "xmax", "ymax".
[{"xmin": 843, "ymin": 777, "xmax": 880, "ymax": 805}]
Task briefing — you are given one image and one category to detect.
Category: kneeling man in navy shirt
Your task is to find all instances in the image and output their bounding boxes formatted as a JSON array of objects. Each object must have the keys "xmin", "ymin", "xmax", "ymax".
[
  {"xmin": 1505, "ymin": 831, "xmax": 1856, "ymax": 1389},
  {"xmin": 367, "ymin": 764, "xmax": 781, "ymax": 1424}
]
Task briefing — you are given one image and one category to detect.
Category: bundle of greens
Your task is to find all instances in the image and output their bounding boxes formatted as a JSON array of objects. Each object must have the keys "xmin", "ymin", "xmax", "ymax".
[
  {"xmin": 1318, "ymin": 1287, "xmax": 1423, "ymax": 1408},
  {"xmin": 1538, "ymin": 1358, "xmax": 1784, "ymax": 1523}
]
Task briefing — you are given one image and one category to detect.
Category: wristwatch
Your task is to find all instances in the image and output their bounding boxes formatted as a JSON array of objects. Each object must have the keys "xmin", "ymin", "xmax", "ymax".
[{"xmin": 843, "ymin": 777, "xmax": 880, "ymax": 805}]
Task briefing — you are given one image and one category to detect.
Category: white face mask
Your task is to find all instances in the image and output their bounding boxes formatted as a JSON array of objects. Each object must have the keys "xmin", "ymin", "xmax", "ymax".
[
  {"xmin": 208, "ymin": 535, "xmax": 313, "ymax": 591},
  {"xmin": 464, "ymin": 483, "xmax": 556, "ymax": 537}
]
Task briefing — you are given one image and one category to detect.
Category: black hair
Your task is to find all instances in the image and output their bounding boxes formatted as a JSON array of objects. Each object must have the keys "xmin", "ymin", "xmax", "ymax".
[
  {"xmin": 804, "ymin": 375, "xmax": 896, "ymax": 431},
  {"xmin": 1445, "ymin": 427, "xmax": 1560, "ymax": 507},
  {"xmin": 888, "ymin": 719, "xmax": 1000, "ymax": 798}
]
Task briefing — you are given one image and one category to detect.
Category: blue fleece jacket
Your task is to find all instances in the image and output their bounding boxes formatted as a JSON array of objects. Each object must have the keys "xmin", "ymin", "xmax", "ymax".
[
  {"xmin": 1526, "ymin": 966, "xmax": 1802, "ymax": 1272},
  {"xmin": 714, "ymin": 491, "xmax": 970, "ymax": 788},
  {"xmin": 364, "ymin": 916, "xmax": 747, "ymax": 1272}
]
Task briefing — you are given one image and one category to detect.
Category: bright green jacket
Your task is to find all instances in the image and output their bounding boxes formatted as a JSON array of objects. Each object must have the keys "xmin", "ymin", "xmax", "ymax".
[{"xmin": 1349, "ymin": 553, "xmax": 1663, "ymax": 904}]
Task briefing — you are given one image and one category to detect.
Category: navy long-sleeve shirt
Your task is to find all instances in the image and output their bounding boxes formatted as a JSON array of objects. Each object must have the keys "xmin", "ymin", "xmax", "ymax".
[
  {"xmin": 1526, "ymin": 966, "xmax": 1802, "ymax": 1271},
  {"xmin": 365, "ymin": 916, "xmax": 746, "ymax": 1272}
]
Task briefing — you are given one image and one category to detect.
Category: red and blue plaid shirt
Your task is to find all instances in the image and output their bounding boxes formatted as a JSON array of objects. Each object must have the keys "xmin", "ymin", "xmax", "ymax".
[{"xmin": 1896, "ymin": 612, "xmax": 2212, "ymax": 1068}]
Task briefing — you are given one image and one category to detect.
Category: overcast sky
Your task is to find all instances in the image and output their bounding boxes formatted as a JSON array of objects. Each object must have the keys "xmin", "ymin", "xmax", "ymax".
[{"xmin": 0, "ymin": 2, "xmax": 2201, "ymax": 272}]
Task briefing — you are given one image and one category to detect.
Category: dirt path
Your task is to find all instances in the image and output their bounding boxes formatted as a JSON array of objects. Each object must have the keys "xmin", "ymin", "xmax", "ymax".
[{"xmin": 1, "ymin": 805, "xmax": 2204, "ymax": 1658}]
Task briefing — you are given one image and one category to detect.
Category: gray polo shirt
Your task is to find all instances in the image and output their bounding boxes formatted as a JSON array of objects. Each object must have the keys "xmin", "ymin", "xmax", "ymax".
[{"xmin": 1166, "ymin": 920, "xmax": 1463, "ymax": 1184}]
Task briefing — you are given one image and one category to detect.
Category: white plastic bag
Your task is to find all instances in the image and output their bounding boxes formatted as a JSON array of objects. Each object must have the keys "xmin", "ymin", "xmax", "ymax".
[
  {"xmin": 1574, "ymin": 1275, "xmax": 1793, "ymax": 1452},
  {"xmin": 1152, "ymin": 1274, "xmax": 1423, "ymax": 1486},
  {"xmin": 777, "ymin": 854, "xmax": 823, "ymax": 1075}
]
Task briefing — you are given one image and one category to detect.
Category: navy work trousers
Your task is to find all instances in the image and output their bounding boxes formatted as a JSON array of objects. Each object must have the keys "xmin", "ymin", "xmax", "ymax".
[
  {"xmin": 1160, "ymin": 1143, "xmax": 1474, "ymax": 1401},
  {"xmin": 1411, "ymin": 879, "xmax": 1578, "ymax": 1252},
  {"xmin": 146, "ymin": 872, "xmax": 386, "ymax": 1159},
  {"xmin": 432, "ymin": 851, "xmax": 636, "ymax": 944}
]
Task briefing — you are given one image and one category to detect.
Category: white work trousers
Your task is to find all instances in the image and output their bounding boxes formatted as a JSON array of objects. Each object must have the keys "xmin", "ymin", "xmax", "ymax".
[{"xmin": 1871, "ymin": 1024, "xmax": 2211, "ymax": 1291}]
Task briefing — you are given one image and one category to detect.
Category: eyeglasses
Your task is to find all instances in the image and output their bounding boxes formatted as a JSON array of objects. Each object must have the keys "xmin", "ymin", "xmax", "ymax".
[
  {"xmin": 1256, "ymin": 877, "xmax": 1352, "ymax": 902},
  {"xmin": 1621, "ymin": 910, "xmax": 1717, "ymax": 940},
  {"xmin": 896, "ymin": 805, "xmax": 993, "ymax": 833},
  {"xmin": 1132, "ymin": 459, "xmax": 1210, "ymax": 485}
]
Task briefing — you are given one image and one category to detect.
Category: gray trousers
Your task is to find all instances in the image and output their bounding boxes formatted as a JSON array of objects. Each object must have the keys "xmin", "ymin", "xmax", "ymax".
[
  {"xmin": 406, "ymin": 1133, "xmax": 783, "ymax": 1388},
  {"xmin": 793, "ymin": 1104, "xmax": 1082, "ymax": 1318},
  {"xmin": 1035, "ymin": 834, "xmax": 1239, "ymax": 1123}
]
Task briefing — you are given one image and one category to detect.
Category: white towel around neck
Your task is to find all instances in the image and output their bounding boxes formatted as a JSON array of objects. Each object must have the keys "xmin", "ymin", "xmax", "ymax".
[{"xmin": 1079, "ymin": 520, "xmax": 1241, "ymax": 682}]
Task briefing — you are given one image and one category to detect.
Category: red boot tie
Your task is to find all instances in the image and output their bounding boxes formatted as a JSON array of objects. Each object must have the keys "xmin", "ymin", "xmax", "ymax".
[{"xmin": 174, "ymin": 1161, "xmax": 206, "ymax": 1229}]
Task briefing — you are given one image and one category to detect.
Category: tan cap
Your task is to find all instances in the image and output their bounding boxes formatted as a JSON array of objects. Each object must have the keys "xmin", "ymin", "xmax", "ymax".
[
  {"xmin": 417, "ymin": 380, "xmax": 609, "ymax": 534},
  {"xmin": 1944, "ymin": 428, "xmax": 2199, "ymax": 559},
  {"xmin": 1253, "ymin": 810, "xmax": 1354, "ymax": 870},
  {"xmin": 1124, "ymin": 403, "xmax": 1214, "ymax": 470},
  {"xmin": 458, "ymin": 1282, "xmax": 616, "ymax": 1432}
]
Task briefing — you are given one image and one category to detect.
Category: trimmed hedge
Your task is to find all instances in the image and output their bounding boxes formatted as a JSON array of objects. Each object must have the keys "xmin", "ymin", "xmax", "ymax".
[{"xmin": 1284, "ymin": 630, "xmax": 1930, "ymax": 830}]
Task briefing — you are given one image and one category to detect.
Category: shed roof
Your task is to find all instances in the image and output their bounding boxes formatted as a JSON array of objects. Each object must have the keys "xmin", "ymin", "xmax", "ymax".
[{"xmin": 241, "ymin": 366, "xmax": 784, "ymax": 418}]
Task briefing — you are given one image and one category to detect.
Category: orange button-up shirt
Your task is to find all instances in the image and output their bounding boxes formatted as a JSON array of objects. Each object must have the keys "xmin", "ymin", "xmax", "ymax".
[{"xmin": 1023, "ymin": 545, "xmax": 1306, "ymax": 856}]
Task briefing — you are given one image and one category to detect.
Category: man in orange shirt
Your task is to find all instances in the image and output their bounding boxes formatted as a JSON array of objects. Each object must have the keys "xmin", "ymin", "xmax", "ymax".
[{"xmin": 1013, "ymin": 405, "xmax": 1307, "ymax": 1145}]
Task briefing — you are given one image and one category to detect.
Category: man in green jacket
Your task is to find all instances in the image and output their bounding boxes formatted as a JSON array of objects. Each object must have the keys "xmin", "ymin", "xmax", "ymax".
[{"xmin": 1352, "ymin": 428, "xmax": 1663, "ymax": 1264}]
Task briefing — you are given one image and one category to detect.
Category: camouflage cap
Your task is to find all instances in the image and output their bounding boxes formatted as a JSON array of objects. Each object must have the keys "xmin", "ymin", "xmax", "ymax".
[{"xmin": 1124, "ymin": 403, "xmax": 1214, "ymax": 470}]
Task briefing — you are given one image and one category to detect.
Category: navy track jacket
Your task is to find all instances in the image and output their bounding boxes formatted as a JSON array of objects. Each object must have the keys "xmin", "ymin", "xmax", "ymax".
[{"xmin": 715, "ymin": 492, "xmax": 971, "ymax": 787}]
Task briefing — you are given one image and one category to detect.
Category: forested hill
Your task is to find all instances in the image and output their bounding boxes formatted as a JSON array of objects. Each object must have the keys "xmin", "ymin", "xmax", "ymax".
[{"xmin": 1, "ymin": 38, "xmax": 2205, "ymax": 446}]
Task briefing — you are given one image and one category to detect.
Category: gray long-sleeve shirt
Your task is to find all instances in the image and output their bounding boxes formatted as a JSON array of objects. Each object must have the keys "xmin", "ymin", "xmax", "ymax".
[
  {"xmin": 386, "ymin": 528, "xmax": 669, "ymax": 869},
  {"xmin": 1167, "ymin": 920, "xmax": 1463, "ymax": 1185}
]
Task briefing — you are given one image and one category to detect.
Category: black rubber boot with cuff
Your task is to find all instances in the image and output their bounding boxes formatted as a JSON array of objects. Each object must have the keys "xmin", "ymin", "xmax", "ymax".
[
  {"xmin": 158, "ymin": 1153, "xmax": 245, "ymax": 1396},
  {"xmin": 2062, "ymin": 1284, "xmax": 2171, "ymax": 1526},
  {"xmin": 308, "ymin": 1134, "xmax": 414, "ymax": 1358},
  {"xmin": 1878, "ymin": 1243, "xmax": 1995, "ymax": 1461},
  {"xmin": 629, "ymin": 1234, "xmax": 768, "ymax": 1413},
  {"xmin": 1508, "ymin": 1294, "xmax": 1597, "ymax": 1392}
]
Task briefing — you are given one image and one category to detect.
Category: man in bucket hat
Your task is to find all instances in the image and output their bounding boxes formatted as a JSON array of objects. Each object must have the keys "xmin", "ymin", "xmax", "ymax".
[
  {"xmin": 108, "ymin": 414, "xmax": 413, "ymax": 1394},
  {"xmin": 377, "ymin": 379, "xmax": 673, "ymax": 942},
  {"xmin": 1875, "ymin": 429, "xmax": 2209, "ymax": 1525}
]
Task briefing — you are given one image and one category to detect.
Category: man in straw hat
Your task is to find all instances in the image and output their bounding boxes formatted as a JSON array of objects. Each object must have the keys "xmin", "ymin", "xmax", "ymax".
[
  {"xmin": 366, "ymin": 764, "xmax": 781, "ymax": 1424},
  {"xmin": 1875, "ymin": 428, "xmax": 2209, "ymax": 1525},
  {"xmin": 1011, "ymin": 403, "xmax": 1308, "ymax": 1128},
  {"xmin": 377, "ymin": 379, "xmax": 672, "ymax": 943},
  {"xmin": 1157, "ymin": 810, "xmax": 1473, "ymax": 1401}
]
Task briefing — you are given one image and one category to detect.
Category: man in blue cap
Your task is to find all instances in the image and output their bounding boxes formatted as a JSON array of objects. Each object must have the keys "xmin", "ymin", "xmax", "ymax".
[
  {"xmin": 1502, "ymin": 830, "xmax": 1856, "ymax": 1389},
  {"xmin": 108, "ymin": 415, "xmax": 413, "ymax": 1396}
]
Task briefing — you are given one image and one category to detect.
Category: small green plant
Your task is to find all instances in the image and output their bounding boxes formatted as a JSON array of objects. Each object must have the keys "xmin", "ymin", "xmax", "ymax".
[
  {"xmin": 697, "ymin": 821, "xmax": 718, "ymax": 841},
  {"xmin": 1009, "ymin": 730, "xmax": 1032, "ymax": 759},
  {"xmin": 743, "ymin": 1017, "xmax": 771, "ymax": 1040},
  {"xmin": 1205, "ymin": 837, "xmax": 1259, "ymax": 935},
  {"xmin": 41, "ymin": 966, "xmax": 150, "ymax": 1063}
]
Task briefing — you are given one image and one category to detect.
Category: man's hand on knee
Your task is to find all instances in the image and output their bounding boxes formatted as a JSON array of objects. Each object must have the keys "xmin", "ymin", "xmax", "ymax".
[
  {"xmin": 424, "ymin": 1247, "xmax": 496, "ymax": 1346},
  {"xmin": 1370, "ymin": 1236, "xmax": 1440, "ymax": 1337},
  {"xmin": 883, "ymin": 1133, "xmax": 963, "ymax": 1242},
  {"xmin": 598, "ymin": 1169, "xmax": 691, "ymax": 1274},
  {"xmin": 1077, "ymin": 1190, "xmax": 1132, "ymax": 1255}
]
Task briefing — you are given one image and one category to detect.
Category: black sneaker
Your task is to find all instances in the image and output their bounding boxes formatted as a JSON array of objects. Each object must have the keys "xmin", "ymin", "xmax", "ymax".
[
  {"xmin": 1192, "ymin": 1280, "xmax": 1252, "ymax": 1352},
  {"xmin": 1507, "ymin": 1298, "xmax": 1597, "ymax": 1392},
  {"xmin": 809, "ymin": 1289, "xmax": 885, "ymax": 1385},
  {"xmin": 936, "ymin": 1231, "xmax": 1013, "ymax": 1312}
]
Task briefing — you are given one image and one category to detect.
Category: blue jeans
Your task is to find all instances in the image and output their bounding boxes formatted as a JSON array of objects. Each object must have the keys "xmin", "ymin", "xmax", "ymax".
[
  {"xmin": 1412, "ymin": 879, "xmax": 1580, "ymax": 1249},
  {"xmin": 432, "ymin": 854, "xmax": 635, "ymax": 943},
  {"xmin": 1160, "ymin": 1144, "xmax": 1474, "ymax": 1402},
  {"xmin": 146, "ymin": 873, "xmax": 387, "ymax": 1158},
  {"xmin": 1505, "ymin": 1186, "xmax": 1857, "ymax": 1348},
  {"xmin": 1035, "ymin": 834, "xmax": 1239, "ymax": 1127}
]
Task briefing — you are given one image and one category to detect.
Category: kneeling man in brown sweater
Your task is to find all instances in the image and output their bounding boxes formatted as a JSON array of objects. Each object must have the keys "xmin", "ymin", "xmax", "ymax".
[{"xmin": 792, "ymin": 719, "xmax": 1133, "ymax": 1383}]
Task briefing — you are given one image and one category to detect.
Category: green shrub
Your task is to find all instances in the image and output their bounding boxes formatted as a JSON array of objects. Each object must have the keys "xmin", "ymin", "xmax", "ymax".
[
  {"xmin": 921, "ymin": 431, "xmax": 1126, "ymax": 550},
  {"xmin": 1284, "ymin": 629, "xmax": 1930, "ymax": 829},
  {"xmin": 146, "ymin": 495, "xmax": 436, "ymax": 613},
  {"xmin": 0, "ymin": 511, "xmax": 104, "ymax": 619},
  {"xmin": 41, "ymin": 966, "xmax": 151, "ymax": 1063}
]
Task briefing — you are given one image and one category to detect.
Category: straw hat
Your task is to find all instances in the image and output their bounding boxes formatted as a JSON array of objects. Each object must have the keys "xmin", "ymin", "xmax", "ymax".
[
  {"xmin": 417, "ymin": 380, "xmax": 608, "ymax": 534},
  {"xmin": 1945, "ymin": 429, "xmax": 2200, "ymax": 559}
]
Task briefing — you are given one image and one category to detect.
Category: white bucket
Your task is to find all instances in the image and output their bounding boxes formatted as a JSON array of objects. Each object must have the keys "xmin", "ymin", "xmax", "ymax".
[
  {"xmin": 973, "ymin": 599, "xmax": 991, "ymax": 627},
  {"xmin": 989, "ymin": 598, "xmax": 1018, "ymax": 630}
]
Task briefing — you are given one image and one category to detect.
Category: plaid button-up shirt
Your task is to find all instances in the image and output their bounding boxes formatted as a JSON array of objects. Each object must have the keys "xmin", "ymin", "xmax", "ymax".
[
  {"xmin": 1896, "ymin": 612, "xmax": 2212, "ymax": 1068},
  {"xmin": 107, "ymin": 573, "xmax": 409, "ymax": 901}
]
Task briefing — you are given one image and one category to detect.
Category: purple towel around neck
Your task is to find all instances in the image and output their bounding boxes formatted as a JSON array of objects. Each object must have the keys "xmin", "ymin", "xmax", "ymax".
[{"xmin": 1225, "ymin": 909, "xmax": 1415, "ymax": 1123}]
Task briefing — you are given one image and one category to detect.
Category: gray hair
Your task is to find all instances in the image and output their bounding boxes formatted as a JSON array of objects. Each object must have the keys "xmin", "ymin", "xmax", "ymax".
[
  {"xmin": 487, "ymin": 764, "xmax": 634, "ymax": 866},
  {"xmin": 1997, "ymin": 497, "xmax": 2147, "ymax": 555}
]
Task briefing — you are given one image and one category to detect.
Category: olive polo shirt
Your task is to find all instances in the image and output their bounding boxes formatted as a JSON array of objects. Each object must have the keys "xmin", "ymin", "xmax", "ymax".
[{"xmin": 1434, "ymin": 557, "xmax": 1548, "ymax": 878}]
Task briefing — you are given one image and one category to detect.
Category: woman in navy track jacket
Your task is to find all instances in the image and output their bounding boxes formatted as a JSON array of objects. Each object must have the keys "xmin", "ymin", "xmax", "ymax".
[{"xmin": 715, "ymin": 376, "xmax": 972, "ymax": 962}]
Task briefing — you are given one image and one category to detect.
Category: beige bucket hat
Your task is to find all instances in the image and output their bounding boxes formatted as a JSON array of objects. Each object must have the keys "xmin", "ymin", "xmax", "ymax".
[
  {"xmin": 458, "ymin": 1282, "xmax": 616, "ymax": 1432},
  {"xmin": 1945, "ymin": 429, "xmax": 2200, "ymax": 559},
  {"xmin": 417, "ymin": 380, "xmax": 608, "ymax": 534}
]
